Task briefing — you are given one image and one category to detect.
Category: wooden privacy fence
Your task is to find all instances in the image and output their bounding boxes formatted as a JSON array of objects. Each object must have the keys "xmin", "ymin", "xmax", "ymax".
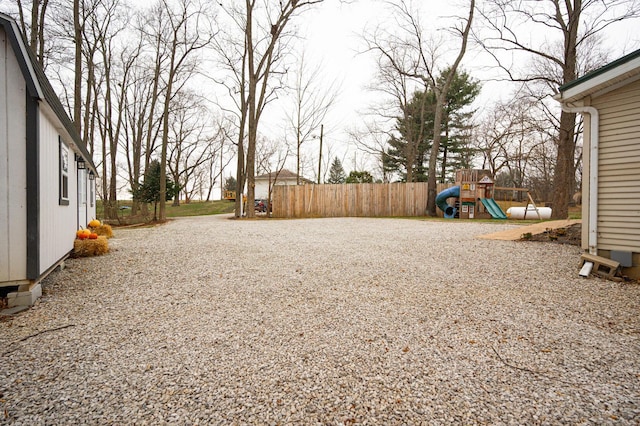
[{"xmin": 272, "ymin": 182, "xmax": 451, "ymax": 218}]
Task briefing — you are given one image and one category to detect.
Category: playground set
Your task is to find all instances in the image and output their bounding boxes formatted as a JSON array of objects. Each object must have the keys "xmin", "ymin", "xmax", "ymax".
[
  {"xmin": 436, "ymin": 169, "xmax": 551, "ymax": 220},
  {"xmin": 436, "ymin": 169, "xmax": 507, "ymax": 219}
]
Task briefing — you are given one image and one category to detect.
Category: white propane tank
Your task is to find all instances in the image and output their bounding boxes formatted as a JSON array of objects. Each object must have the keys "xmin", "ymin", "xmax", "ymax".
[{"xmin": 506, "ymin": 204, "xmax": 552, "ymax": 220}]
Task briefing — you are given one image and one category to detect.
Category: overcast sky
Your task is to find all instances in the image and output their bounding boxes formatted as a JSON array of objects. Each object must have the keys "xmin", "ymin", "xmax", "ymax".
[
  {"xmin": 5, "ymin": 0, "xmax": 637, "ymax": 180},
  {"xmin": 287, "ymin": 0, "xmax": 640, "ymax": 173},
  {"xmin": 271, "ymin": 0, "xmax": 486, "ymax": 171}
]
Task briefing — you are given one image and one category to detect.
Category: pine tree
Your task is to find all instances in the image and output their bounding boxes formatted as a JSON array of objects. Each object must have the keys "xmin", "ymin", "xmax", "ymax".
[
  {"xmin": 327, "ymin": 157, "xmax": 347, "ymax": 184},
  {"xmin": 131, "ymin": 160, "xmax": 179, "ymax": 221},
  {"xmin": 346, "ymin": 171, "xmax": 374, "ymax": 183},
  {"xmin": 223, "ymin": 176, "xmax": 237, "ymax": 191},
  {"xmin": 385, "ymin": 90, "xmax": 434, "ymax": 182},
  {"xmin": 385, "ymin": 68, "xmax": 480, "ymax": 183},
  {"xmin": 438, "ymin": 68, "xmax": 481, "ymax": 182}
]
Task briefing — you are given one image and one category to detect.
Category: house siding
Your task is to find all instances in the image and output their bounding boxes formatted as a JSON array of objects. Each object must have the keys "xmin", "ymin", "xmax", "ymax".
[
  {"xmin": 255, "ymin": 178, "xmax": 300, "ymax": 200},
  {"xmin": 0, "ymin": 26, "xmax": 28, "ymax": 284},
  {"xmin": 591, "ymin": 78, "xmax": 640, "ymax": 253},
  {"xmin": 38, "ymin": 111, "xmax": 78, "ymax": 275}
]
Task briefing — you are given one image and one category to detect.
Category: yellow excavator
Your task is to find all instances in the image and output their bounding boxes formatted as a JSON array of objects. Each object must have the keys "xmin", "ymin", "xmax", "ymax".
[{"xmin": 223, "ymin": 190, "xmax": 247, "ymax": 203}]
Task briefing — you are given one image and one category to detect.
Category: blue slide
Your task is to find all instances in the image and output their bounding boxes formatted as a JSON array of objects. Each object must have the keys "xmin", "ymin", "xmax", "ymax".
[
  {"xmin": 480, "ymin": 198, "xmax": 508, "ymax": 219},
  {"xmin": 436, "ymin": 186, "xmax": 459, "ymax": 218}
]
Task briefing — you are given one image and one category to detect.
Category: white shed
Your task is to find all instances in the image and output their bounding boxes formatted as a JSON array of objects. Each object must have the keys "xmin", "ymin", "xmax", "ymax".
[
  {"xmin": 555, "ymin": 49, "xmax": 640, "ymax": 279},
  {"xmin": 1, "ymin": 13, "xmax": 97, "ymax": 307}
]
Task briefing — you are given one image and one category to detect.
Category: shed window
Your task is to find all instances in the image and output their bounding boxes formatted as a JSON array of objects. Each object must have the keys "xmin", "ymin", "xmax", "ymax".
[{"xmin": 59, "ymin": 138, "xmax": 69, "ymax": 206}]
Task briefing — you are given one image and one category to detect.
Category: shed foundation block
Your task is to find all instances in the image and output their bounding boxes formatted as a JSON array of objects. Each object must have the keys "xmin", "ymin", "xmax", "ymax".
[{"xmin": 8, "ymin": 283, "xmax": 42, "ymax": 307}]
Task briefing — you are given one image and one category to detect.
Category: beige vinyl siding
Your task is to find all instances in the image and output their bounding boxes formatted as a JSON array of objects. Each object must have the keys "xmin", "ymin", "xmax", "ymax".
[
  {"xmin": 0, "ymin": 26, "xmax": 28, "ymax": 284},
  {"xmin": 592, "ymin": 78, "xmax": 640, "ymax": 252}
]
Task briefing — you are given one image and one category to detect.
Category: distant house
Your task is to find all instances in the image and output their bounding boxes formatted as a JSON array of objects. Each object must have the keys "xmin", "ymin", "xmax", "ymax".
[
  {"xmin": 255, "ymin": 169, "xmax": 312, "ymax": 200},
  {"xmin": 1, "ymin": 13, "xmax": 97, "ymax": 306},
  {"xmin": 555, "ymin": 49, "xmax": 640, "ymax": 278}
]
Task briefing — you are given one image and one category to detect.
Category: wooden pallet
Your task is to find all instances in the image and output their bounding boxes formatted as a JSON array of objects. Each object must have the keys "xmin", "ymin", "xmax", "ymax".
[{"xmin": 580, "ymin": 253, "xmax": 621, "ymax": 279}]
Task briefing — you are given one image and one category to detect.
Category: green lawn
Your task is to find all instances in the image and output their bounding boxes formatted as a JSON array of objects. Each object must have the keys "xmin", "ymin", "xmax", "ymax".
[
  {"xmin": 95, "ymin": 199, "xmax": 580, "ymax": 223},
  {"xmin": 96, "ymin": 199, "xmax": 236, "ymax": 221},
  {"xmin": 164, "ymin": 200, "xmax": 236, "ymax": 217}
]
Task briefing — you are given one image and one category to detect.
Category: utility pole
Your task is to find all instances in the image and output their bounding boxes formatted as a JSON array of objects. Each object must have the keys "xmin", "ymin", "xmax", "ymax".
[{"xmin": 317, "ymin": 124, "xmax": 323, "ymax": 184}]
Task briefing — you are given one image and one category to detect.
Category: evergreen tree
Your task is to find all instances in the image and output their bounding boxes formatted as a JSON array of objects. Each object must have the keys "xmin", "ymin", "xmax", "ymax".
[
  {"xmin": 223, "ymin": 176, "xmax": 237, "ymax": 191},
  {"xmin": 132, "ymin": 160, "xmax": 179, "ymax": 221},
  {"xmin": 346, "ymin": 170, "xmax": 374, "ymax": 183},
  {"xmin": 385, "ymin": 69, "xmax": 480, "ymax": 183},
  {"xmin": 438, "ymin": 68, "xmax": 481, "ymax": 182},
  {"xmin": 327, "ymin": 156, "xmax": 347, "ymax": 184},
  {"xmin": 385, "ymin": 90, "xmax": 434, "ymax": 182}
]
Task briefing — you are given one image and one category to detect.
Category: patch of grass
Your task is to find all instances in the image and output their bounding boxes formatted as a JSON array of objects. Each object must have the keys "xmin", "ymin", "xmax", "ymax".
[
  {"xmin": 165, "ymin": 200, "xmax": 236, "ymax": 217},
  {"xmin": 96, "ymin": 200, "xmax": 235, "ymax": 220},
  {"xmin": 568, "ymin": 206, "xmax": 582, "ymax": 220}
]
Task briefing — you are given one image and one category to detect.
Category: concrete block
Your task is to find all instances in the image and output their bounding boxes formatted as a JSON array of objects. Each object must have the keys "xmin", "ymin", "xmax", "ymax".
[{"xmin": 7, "ymin": 283, "xmax": 42, "ymax": 307}]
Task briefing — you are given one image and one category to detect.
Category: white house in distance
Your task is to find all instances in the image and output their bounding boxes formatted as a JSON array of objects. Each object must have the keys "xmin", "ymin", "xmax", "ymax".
[
  {"xmin": 555, "ymin": 49, "xmax": 640, "ymax": 279},
  {"xmin": 255, "ymin": 169, "xmax": 313, "ymax": 200},
  {"xmin": 1, "ymin": 13, "xmax": 97, "ymax": 307}
]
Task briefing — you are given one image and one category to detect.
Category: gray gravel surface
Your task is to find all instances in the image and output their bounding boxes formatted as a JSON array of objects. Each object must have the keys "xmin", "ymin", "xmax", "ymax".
[{"xmin": 1, "ymin": 215, "xmax": 639, "ymax": 425}]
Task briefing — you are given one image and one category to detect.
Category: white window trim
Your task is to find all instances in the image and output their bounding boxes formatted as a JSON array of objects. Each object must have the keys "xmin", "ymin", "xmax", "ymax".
[{"xmin": 59, "ymin": 137, "xmax": 69, "ymax": 206}]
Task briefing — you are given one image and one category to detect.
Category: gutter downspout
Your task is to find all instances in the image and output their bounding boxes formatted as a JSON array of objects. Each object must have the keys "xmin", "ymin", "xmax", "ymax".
[{"xmin": 561, "ymin": 104, "xmax": 599, "ymax": 255}]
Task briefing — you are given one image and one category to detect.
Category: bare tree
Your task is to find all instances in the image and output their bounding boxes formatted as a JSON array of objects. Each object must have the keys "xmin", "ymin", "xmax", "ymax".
[
  {"xmin": 167, "ymin": 91, "xmax": 220, "ymax": 205},
  {"xmin": 477, "ymin": 93, "xmax": 542, "ymax": 177},
  {"xmin": 89, "ymin": 0, "xmax": 130, "ymax": 220},
  {"xmin": 215, "ymin": 0, "xmax": 324, "ymax": 218},
  {"xmin": 80, "ymin": 0, "xmax": 109, "ymax": 157},
  {"xmin": 366, "ymin": 0, "xmax": 475, "ymax": 214},
  {"xmin": 119, "ymin": 35, "xmax": 156, "ymax": 216},
  {"xmin": 154, "ymin": 0, "xmax": 216, "ymax": 221},
  {"xmin": 13, "ymin": 0, "xmax": 51, "ymax": 66},
  {"xmin": 477, "ymin": 0, "xmax": 640, "ymax": 218},
  {"xmin": 202, "ymin": 119, "xmax": 235, "ymax": 201},
  {"xmin": 73, "ymin": 0, "xmax": 81, "ymax": 133},
  {"xmin": 349, "ymin": 122, "xmax": 396, "ymax": 182},
  {"xmin": 255, "ymin": 136, "xmax": 291, "ymax": 216},
  {"xmin": 362, "ymin": 27, "xmax": 431, "ymax": 184},
  {"xmin": 286, "ymin": 52, "xmax": 339, "ymax": 184}
]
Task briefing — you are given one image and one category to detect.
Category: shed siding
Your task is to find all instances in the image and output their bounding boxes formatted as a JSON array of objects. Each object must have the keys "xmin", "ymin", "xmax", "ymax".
[
  {"xmin": 0, "ymin": 27, "xmax": 27, "ymax": 283},
  {"xmin": 38, "ymin": 112, "xmax": 77, "ymax": 274},
  {"xmin": 592, "ymin": 78, "xmax": 640, "ymax": 252}
]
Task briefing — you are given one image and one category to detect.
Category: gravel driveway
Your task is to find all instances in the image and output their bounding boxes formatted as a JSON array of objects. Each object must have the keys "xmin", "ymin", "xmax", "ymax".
[{"xmin": 2, "ymin": 215, "xmax": 639, "ymax": 424}]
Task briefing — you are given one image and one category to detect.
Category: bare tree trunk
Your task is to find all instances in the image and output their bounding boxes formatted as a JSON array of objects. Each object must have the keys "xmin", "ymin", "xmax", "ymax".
[
  {"xmin": 440, "ymin": 119, "xmax": 449, "ymax": 183},
  {"xmin": 426, "ymin": 97, "xmax": 446, "ymax": 216},
  {"xmin": 235, "ymin": 141, "xmax": 245, "ymax": 217},
  {"xmin": 73, "ymin": 0, "xmax": 82, "ymax": 134},
  {"xmin": 159, "ymin": 63, "xmax": 174, "ymax": 221},
  {"xmin": 552, "ymin": 111, "xmax": 577, "ymax": 218},
  {"xmin": 426, "ymin": 1, "xmax": 474, "ymax": 216},
  {"xmin": 244, "ymin": 0, "xmax": 257, "ymax": 219},
  {"xmin": 551, "ymin": 3, "xmax": 579, "ymax": 219},
  {"xmin": 16, "ymin": 0, "xmax": 49, "ymax": 65}
]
